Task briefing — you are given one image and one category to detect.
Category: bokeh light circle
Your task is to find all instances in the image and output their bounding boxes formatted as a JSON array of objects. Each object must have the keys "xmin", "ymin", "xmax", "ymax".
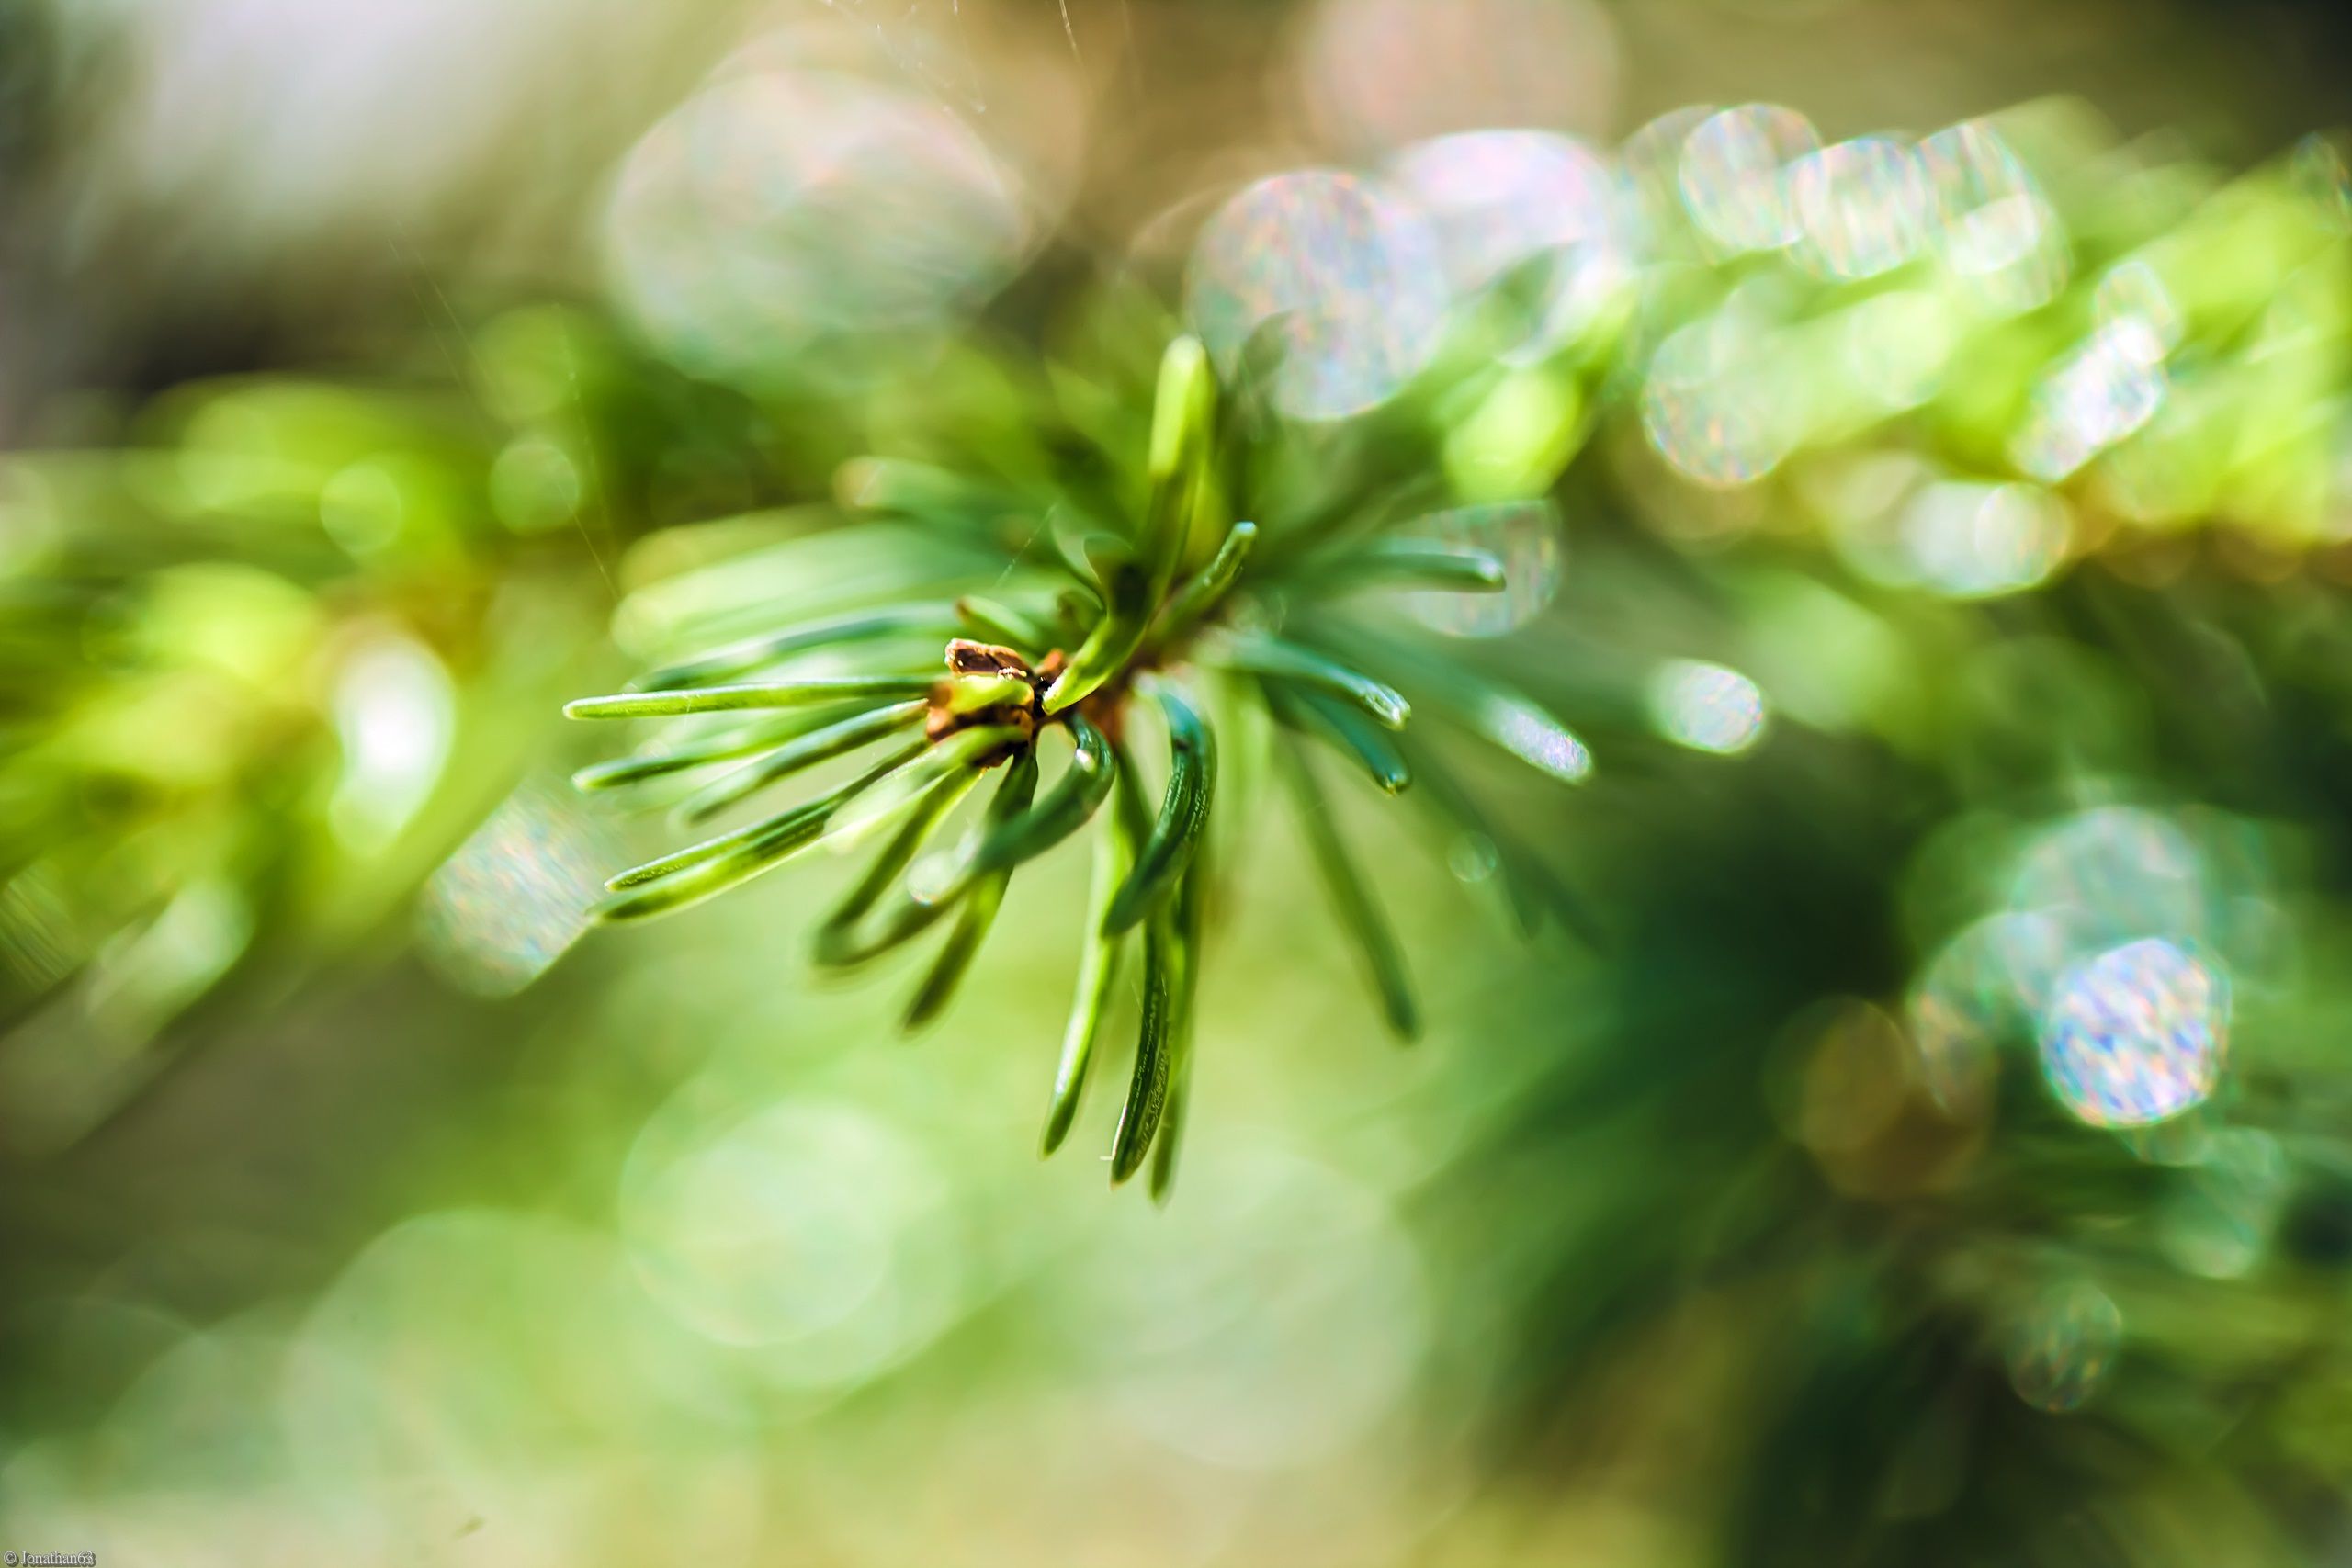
[
  {"xmin": 488, "ymin": 435, "xmax": 585, "ymax": 535},
  {"xmin": 605, "ymin": 68, "xmax": 1031, "ymax": 385},
  {"xmin": 2009, "ymin": 805, "xmax": 2208, "ymax": 965},
  {"xmin": 2006, "ymin": 1279, "xmax": 2123, "ymax": 1413},
  {"xmin": 620, "ymin": 1097, "xmax": 967, "ymax": 1393},
  {"xmin": 1186, "ymin": 170, "xmax": 1448, "ymax": 421},
  {"xmin": 1920, "ymin": 121, "xmax": 2067, "ymax": 310},
  {"xmin": 1386, "ymin": 130, "xmax": 1632, "ymax": 361},
  {"xmin": 2013, "ymin": 321, "xmax": 2168, "ymax": 482},
  {"xmin": 1677, "ymin": 104, "xmax": 1820, "ymax": 254},
  {"xmin": 1790, "ymin": 136, "xmax": 1931, "ymax": 280},
  {"xmin": 1641, "ymin": 315, "xmax": 1800, "ymax": 487},
  {"xmin": 1896, "ymin": 480, "xmax": 2072, "ymax": 598},
  {"xmin": 2037, "ymin": 937, "xmax": 2228, "ymax": 1129},
  {"xmin": 1647, "ymin": 660, "xmax": 1767, "ymax": 753},
  {"xmin": 2093, "ymin": 260, "xmax": 2184, "ymax": 355},
  {"xmin": 1906, "ymin": 919, "xmax": 2019, "ymax": 1119}
]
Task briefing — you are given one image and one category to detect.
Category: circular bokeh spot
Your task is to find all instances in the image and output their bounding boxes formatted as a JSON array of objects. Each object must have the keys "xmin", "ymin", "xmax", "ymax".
[
  {"xmin": 620, "ymin": 1097, "xmax": 967, "ymax": 1393},
  {"xmin": 1186, "ymin": 170, "xmax": 1448, "ymax": 422},
  {"xmin": 2006, "ymin": 1280, "xmax": 2123, "ymax": 1413},
  {"xmin": 605, "ymin": 68, "xmax": 1031, "ymax": 385},
  {"xmin": 1641, "ymin": 315, "xmax": 1800, "ymax": 487},
  {"xmin": 1386, "ymin": 129, "xmax": 1631, "ymax": 361},
  {"xmin": 1790, "ymin": 136, "xmax": 1931, "ymax": 281},
  {"xmin": 1647, "ymin": 660, "xmax": 1767, "ymax": 754},
  {"xmin": 1920, "ymin": 121, "xmax": 2065, "ymax": 310},
  {"xmin": 1677, "ymin": 104, "xmax": 1819, "ymax": 254},
  {"xmin": 1895, "ymin": 480, "xmax": 2072, "ymax": 598},
  {"xmin": 2037, "ymin": 937, "xmax": 2227, "ymax": 1129}
]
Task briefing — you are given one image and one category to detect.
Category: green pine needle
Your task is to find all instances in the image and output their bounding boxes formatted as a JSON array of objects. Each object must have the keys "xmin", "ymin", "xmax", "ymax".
[
  {"xmin": 1109, "ymin": 898, "xmax": 1180, "ymax": 1184},
  {"xmin": 1277, "ymin": 732, "xmax": 1420, "ymax": 1043},
  {"xmin": 671, "ymin": 699, "xmax": 929, "ymax": 825},
  {"xmin": 1102, "ymin": 683, "xmax": 1216, "ymax": 934},
  {"xmin": 563, "ymin": 330, "xmax": 1608, "ymax": 1179},
  {"xmin": 570, "ymin": 709, "xmax": 862, "ymax": 792},
  {"xmin": 1272, "ymin": 683, "xmax": 1413, "ymax": 795},
  {"xmin": 1317, "ymin": 539, "xmax": 1509, "ymax": 595},
  {"xmin": 566, "ymin": 675, "xmax": 936, "ymax": 719},
  {"xmin": 903, "ymin": 750, "xmax": 1038, "ymax": 1032},
  {"xmin": 626, "ymin": 604, "xmax": 956, "ymax": 694},
  {"xmin": 1211, "ymin": 634, "xmax": 1412, "ymax": 729},
  {"xmin": 1155, "ymin": 520, "xmax": 1258, "ymax": 645}
]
